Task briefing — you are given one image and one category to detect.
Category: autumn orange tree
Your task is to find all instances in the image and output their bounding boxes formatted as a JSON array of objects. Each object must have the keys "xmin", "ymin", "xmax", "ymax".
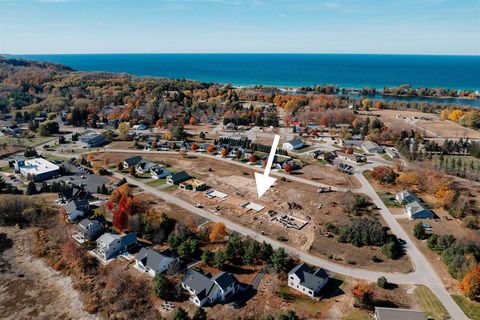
[
  {"xmin": 435, "ymin": 185, "xmax": 456, "ymax": 207},
  {"xmin": 459, "ymin": 265, "xmax": 480, "ymax": 301},
  {"xmin": 351, "ymin": 282, "xmax": 372, "ymax": 307},
  {"xmin": 397, "ymin": 171, "xmax": 418, "ymax": 188},
  {"xmin": 249, "ymin": 154, "xmax": 257, "ymax": 163},
  {"xmin": 371, "ymin": 166, "xmax": 397, "ymax": 185},
  {"xmin": 209, "ymin": 222, "xmax": 227, "ymax": 243},
  {"xmin": 156, "ymin": 119, "xmax": 163, "ymax": 128},
  {"xmin": 284, "ymin": 163, "xmax": 292, "ymax": 173},
  {"xmin": 191, "ymin": 143, "xmax": 198, "ymax": 151},
  {"xmin": 189, "ymin": 116, "xmax": 196, "ymax": 125},
  {"xmin": 207, "ymin": 145, "xmax": 215, "ymax": 153},
  {"xmin": 221, "ymin": 148, "xmax": 228, "ymax": 157}
]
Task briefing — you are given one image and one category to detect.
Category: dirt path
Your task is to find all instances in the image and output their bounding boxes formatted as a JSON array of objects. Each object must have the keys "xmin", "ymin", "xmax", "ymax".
[{"xmin": 0, "ymin": 227, "xmax": 98, "ymax": 320}]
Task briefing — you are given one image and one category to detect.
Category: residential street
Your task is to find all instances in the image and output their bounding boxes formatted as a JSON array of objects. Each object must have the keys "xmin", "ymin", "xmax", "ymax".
[
  {"xmin": 102, "ymin": 151, "xmax": 467, "ymax": 319},
  {"xmin": 20, "ymin": 144, "xmax": 468, "ymax": 319}
]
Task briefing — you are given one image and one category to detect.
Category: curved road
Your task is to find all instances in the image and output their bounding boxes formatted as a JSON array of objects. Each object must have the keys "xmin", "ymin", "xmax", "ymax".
[{"xmin": 52, "ymin": 147, "xmax": 467, "ymax": 319}]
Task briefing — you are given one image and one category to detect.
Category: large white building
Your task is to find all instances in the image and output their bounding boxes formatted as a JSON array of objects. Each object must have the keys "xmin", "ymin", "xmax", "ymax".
[{"xmin": 13, "ymin": 157, "xmax": 60, "ymax": 181}]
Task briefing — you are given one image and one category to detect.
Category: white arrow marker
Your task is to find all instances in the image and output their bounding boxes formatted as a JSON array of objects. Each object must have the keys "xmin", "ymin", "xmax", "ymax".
[{"xmin": 254, "ymin": 134, "xmax": 280, "ymax": 198}]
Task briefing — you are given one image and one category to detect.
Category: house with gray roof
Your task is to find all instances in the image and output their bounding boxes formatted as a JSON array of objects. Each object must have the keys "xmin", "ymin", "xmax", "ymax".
[
  {"xmin": 374, "ymin": 307, "xmax": 427, "ymax": 320},
  {"xmin": 95, "ymin": 232, "xmax": 137, "ymax": 260},
  {"xmin": 166, "ymin": 171, "xmax": 191, "ymax": 185},
  {"xmin": 288, "ymin": 263, "xmax": 329, "ymax": 298},
  {"xmin": 182, "ymin": 269, "xmax": 240, "ymax": 307},
  {"xmin": 65, "ymin": 197, "xmax": 90, "ymax": 222},
  {"xmin": 135, "ymin": 248, "xmax": 178, "ymax": 277},
  {"xmin": 396, "ymin": 190, "xmax": 420, "ymax": 204},
  {"xmin": 80, "ymin": 134, "xmax": 108, "ymax": 148},
  {"xmin": 123, "ymin": 156, "xmax": 143, "ymax": 169},
  {"xmin": 150, "ymin": 166, "xmax": 171, "ymax": 180},
  {"xmin": 76, "ymin": 218, "xmax": 103, "ymax": 241},
  {"xmin": 362, "ymin": 140, "xmax": 384, "ymax": 154},
  {"xmin": 405, "ymin": 201, "xmax": 434, "ymax": 220},
  {"xmin": 282, "ymin": 139, "xmax": 304, "ymax": 150},
  {"xmin": 135, "ymin": 159, "xmax": 157, "ymax": 174}
]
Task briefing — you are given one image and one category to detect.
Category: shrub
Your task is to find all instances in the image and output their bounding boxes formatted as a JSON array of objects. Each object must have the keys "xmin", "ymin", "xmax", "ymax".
[
  {"xmin": 413, "ymin": 222, "xmax": 427, "ymax": 240},
  {"xmin": 377, "ymin": 276, "xmax": 388, "ymax": 288}
]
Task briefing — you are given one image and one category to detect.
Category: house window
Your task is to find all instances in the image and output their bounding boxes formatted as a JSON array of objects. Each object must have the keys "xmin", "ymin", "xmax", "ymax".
[{"xmin": 309, "ymin": 290, "xmax": 313, "ymax": 295}]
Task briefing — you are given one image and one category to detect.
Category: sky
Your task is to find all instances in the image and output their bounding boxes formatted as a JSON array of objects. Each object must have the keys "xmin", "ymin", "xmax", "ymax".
[{"xmin": 0, "ymin": 0, "xmax": 479, "ymax": 55}]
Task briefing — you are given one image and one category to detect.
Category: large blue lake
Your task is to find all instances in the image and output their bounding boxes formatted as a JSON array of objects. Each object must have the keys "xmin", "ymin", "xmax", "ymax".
[{"xmin": 10, "ymin": 53, "xmax": 480, "ymax": 106}]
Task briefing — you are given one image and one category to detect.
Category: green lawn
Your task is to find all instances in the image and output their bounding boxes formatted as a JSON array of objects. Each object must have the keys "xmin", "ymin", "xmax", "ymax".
[
  {"xmin": 452, "ymin": 295, "xmax": 480, "ymax": 320},
  {"xmin": 415, "ymin": 285, "xmax": 449, "ymax": 320},
  {"xmin": 146, "ymin": 178, "xmax": 166, "ymax": 187},
  {"xmin": 377, "ymin": 191, "xmax": 402, "ymax": 208},
  {"xmin": 382, "ymin": 154, "xmax": 393, "ymax": 161},
  {"xmin": 0, "ymin": 164, "xmax": 11, "ymax": 173}
]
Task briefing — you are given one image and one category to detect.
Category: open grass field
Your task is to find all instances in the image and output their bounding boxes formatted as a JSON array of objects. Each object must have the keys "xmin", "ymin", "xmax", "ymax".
[
  {"xmin": 366, "ymin": 110, "xmax": 480, "ymax": 140},
  {"xmin": 451, "ymin": 295, "xmax": 480, "ymax": 320},
  {"xmin": 415, "ymin": 285, "xmax": 449, "ymax": 320}
]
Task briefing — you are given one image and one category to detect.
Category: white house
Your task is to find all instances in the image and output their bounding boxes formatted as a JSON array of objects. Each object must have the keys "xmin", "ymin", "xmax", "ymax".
[
  {"xmin": 95, "ymin": 232, "xmax": 137, "ymax": 260},
  {"xmin": 395, "ymin": 190, "xmax": 419, "ymax": 204},
  {"xmin": 288, "ymin": 263, "xmax": 329, "ymax": 298},
  {"xmin": 385, "ymin": 147, "xmax": 399, "ymax": 159},
  {"xmin": 123, "ymin": 156, "xmax": 143, "ymax": 169},
  {"xmin": 404, "ymin": 201, "xmax": 434, "ymax": 219},
  {"xmin": 150, "ymin": 166, "xmax": 171, "ymax": 179},
  {"xmin": 361, "ymin": 141, "xmax": 384, "ymax": 154},
  {"xmin": 282, "ymin": 139, "xmax": 304, "ymax": 151},
  {"xmin": 135, "ymin": 248, "xmax": 178, "ymax": 277},
  {"xmin": 182, "ymin": 269, "xmax": 240, "ymax": 307}
]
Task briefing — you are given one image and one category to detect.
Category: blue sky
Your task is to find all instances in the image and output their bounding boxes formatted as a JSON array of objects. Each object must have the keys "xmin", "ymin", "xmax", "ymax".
[{"xmin": 1, "ymin": 0, "xmax": 479, "ymax": 54}]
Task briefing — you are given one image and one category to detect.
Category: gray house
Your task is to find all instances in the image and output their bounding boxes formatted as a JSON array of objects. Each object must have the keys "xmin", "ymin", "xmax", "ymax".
[
  {"xmin": 361, "ymin": 140, "xmax": 384, "ymax": 153},
  {"xmin": 135, "ymin": 248, "xmax": 178, "ymax": 277},
  {"xmin": 166, "ymin": 171, "xmax": 191, "ymax": 185},
  {"xmin": 65, "ymin": 198, "xmax": 90, "ymax": 222},
  {"xmin": 288, "ymin": 263, "xmax": 329, "ymax": 298},
  {"xmin": 182, "ymin": 269, "xmax": 240, "ymax": 307},
  {"xmin": 135, "ymin": 159, "xmax": 157, "ymax": 174},
  {"xmin": 76, "ymin": 218, "xmax": 103, "ymax": 241},
  {"xmin": 374, "ymin": 307, "xmax": 427, "ymax": 320}
]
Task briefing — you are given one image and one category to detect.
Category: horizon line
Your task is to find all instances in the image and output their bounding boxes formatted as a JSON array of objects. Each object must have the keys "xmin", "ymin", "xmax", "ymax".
[{"xmin": 3, "ymin": 52, "xmax": 480, "ymax": 57}]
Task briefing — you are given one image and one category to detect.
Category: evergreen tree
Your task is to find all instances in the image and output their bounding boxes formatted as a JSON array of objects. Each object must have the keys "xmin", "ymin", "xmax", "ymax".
[{"xmin": 192, "ymin": 307, "xmax": 207, "ymax": 320}]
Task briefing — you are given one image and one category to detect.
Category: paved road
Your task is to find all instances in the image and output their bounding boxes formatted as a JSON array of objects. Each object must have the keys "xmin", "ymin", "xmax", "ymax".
[
  {"xmin": 49, "ymin": 147, "xmax": 468, "ymax": 319},
  {"xmin": 110, "ymin": 167, "xmax": 466, "ymax": 319},
  {"xmin": 103, "ymin": 148, "xmax": 352, "ymax": 191}
]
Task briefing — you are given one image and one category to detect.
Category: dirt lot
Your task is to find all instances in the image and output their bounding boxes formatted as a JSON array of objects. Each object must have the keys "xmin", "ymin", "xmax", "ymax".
[
  {"xmin": 92, "ymin": 152, "xmax": 413, "ymax": 273},
  {"xmin": 366, "ymin": 110, "xmax": 480, "ymax": 139},
  {"xmin": 294, "ymin": 162, "xmax": 361, "ymax": 189},
  {"xmin": 0, "ymin": 226, "xmax": 98, "ymax": 320}
]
